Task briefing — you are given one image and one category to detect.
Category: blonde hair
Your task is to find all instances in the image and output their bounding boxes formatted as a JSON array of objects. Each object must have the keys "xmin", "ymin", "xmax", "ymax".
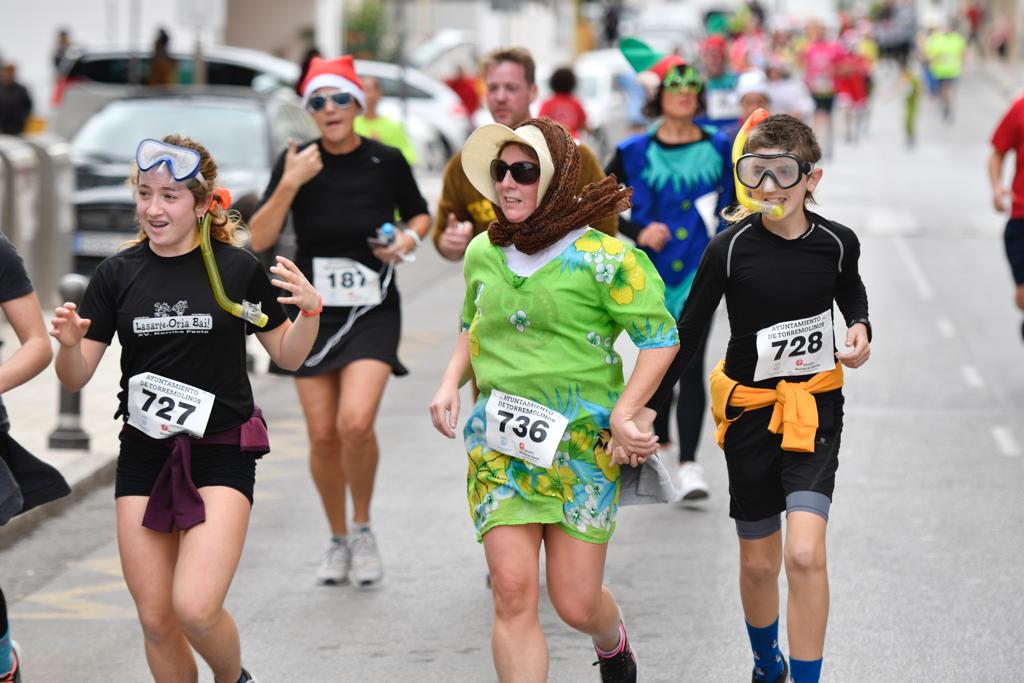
[{"xmin": 125, "ymin": 134, "xmax": 247, "ymax": 248}]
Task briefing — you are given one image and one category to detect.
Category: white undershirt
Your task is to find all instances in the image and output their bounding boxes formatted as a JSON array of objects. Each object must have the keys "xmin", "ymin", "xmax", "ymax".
[{"xmin": 501, "ymin": 227, "xmax": 589, "ymax": 277}]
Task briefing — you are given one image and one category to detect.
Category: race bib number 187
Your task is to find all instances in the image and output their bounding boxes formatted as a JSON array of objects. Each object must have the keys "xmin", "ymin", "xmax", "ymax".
[
  {"xmin": 484, "ymin": 390, "xmax": 569, "ymax": 468},
  {"xmin": 127, "ymin": 372, "xmax": 215, "ymax": 439},
  {"xmin": 313, "ymin": 257, "xmax": 382, "ymax": 307}
]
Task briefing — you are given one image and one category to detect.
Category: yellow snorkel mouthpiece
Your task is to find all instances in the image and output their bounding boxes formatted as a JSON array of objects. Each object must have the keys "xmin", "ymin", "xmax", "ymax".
[
  {"xmin": 199, "ymin": 192, "xmax": 269, "ymax": 328},
  {"xmin": 732, "ymin": 108, "xmax": 785, "ymax": 220}
]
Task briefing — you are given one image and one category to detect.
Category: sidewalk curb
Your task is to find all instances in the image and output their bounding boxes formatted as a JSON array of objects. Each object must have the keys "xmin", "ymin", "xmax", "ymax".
[{"xmin": 0, "ymin": 451, "xmax": 117, "ymax": 551}]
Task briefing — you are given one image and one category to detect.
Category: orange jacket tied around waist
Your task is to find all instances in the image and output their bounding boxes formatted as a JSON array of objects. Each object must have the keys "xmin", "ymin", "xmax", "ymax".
[{"xmin": 708, "ymin": 359, "xmax": 844, "ymax": 453}]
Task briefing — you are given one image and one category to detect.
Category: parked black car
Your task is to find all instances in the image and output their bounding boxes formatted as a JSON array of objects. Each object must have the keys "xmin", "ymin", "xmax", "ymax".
[{"xmin": 69, "ymin": 87, "xmax": 317, "ymax": 275}]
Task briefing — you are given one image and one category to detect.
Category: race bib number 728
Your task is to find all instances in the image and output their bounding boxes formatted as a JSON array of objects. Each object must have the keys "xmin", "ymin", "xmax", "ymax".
[{"xmin": 753, "ymin": 310, "xmax": 836, "ymax": 381}]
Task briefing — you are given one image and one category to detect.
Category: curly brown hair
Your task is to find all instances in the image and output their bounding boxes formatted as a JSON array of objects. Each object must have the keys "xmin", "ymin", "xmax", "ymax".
[{"xmin": 125, "ymin": 134, "xmax": 246, "ymax": 248}]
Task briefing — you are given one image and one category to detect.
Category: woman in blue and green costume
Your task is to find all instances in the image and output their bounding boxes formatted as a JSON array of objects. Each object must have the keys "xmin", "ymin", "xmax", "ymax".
[
  {"xmin": 606, "ymin": 39, "xmax": 735, "ymax": 500},
  {"xmin": 430, "ymin": 117, "xmax": 678, "ymax": 681}
]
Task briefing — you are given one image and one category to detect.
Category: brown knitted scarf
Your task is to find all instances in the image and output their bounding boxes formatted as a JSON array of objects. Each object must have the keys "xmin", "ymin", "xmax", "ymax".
[{"xmin": 487, "ymin": 117, "xmax": 632, "ymax": 255}]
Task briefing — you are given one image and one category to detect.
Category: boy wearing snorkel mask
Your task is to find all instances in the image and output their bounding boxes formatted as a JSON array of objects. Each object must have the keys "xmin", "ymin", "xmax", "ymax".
[{"xmin": 612, "ymin": 113, "xmax": 871, "ymax": 683}]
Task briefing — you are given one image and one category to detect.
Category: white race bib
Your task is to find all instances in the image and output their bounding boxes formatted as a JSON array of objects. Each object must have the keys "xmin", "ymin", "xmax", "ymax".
[
  {"xmin": 313, "ymin": 257, "xmax": 382, "ymax": 307},
  {"xmin": 127, "ymin": 372, "xmax": 215, "ymax": 439},
  {"xmin": 485, "ymin": 390, "xmax": 569, "ymax": 468},
  {"xmin": 753, "ymin": 310, "xmax": 836, "ymax": 381},
  {"xmin": 706, "ymin": 89, "xmax": 740, "ymax": 120}
]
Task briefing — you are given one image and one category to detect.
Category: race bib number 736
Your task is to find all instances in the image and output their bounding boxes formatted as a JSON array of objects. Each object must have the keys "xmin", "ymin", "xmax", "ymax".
[
  {"xmin": 484, "ymin": 390, "xmax": 569, "ymax": 468},
  {"xmin": 127, "ymin": 372, "xmax": 215, "ymax": 439}
]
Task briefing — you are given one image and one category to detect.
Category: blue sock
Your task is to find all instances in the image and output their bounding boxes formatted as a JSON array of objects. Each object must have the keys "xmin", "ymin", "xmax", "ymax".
[
  {"xmin": 746, "ymin": 618, "xmax": 785, "ymax": 681},
  {"xmin": 790, "ymin": 657, "xmax": 823, "ymax": 683},
  {"xmin": 0, "ymin": 628, "xmax": 12, "ymax": 673}
]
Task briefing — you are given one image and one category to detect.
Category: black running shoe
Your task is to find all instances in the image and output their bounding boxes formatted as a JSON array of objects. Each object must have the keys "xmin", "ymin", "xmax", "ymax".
[
  {"xmin": 593, "ymin": 636, "xmax": 637, "ymax": 683},
  {"xmin": 751, "ymin": 657, "xmax": 788, "ymax": 683},
  {"xmin": 238, "ymin": 667, "xmax": 257, "ymax": 683}
]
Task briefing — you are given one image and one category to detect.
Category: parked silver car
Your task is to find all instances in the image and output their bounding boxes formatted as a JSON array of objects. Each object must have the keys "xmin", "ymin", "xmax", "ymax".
[{"xmin": 54, "ymin": 45, "xmax": 467, "ymax": 169}]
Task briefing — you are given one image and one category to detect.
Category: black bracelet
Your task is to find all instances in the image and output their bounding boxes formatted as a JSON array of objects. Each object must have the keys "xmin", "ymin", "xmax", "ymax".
[{"xmin": 847, "ymin": 318, "xmax": 872, "ymax": 342}]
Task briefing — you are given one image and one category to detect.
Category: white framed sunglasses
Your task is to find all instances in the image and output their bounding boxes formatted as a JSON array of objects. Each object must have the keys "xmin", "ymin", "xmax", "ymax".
[{"xmin": 306, "ymin": 91, "xmax": 355, "ymax": 113}]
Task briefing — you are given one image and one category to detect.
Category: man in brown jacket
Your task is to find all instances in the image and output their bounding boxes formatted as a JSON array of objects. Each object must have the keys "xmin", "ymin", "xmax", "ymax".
[{"xmin": 433, "ymin": 47, "xmax": 617, "ymax": 260}]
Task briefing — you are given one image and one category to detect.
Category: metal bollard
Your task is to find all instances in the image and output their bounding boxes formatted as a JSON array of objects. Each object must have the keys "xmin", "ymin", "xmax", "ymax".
[{"xmin": 48, "ymin": 273, "xmax": 91, "ymax": 450}]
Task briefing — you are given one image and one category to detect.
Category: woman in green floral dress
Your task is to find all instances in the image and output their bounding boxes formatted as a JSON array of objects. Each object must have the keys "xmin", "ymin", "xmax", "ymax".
[{"xmin": 429, "ymin": 118, "xmax": 679, "ymax": 683}]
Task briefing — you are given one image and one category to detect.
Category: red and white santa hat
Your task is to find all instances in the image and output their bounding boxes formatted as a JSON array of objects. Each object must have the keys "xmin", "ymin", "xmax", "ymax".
[{"xmin": 300, "ymin": 55, "xmax": 366, "ymax": 110}]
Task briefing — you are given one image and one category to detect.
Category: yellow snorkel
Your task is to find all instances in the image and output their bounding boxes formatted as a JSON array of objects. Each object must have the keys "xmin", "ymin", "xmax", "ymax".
[
  {"xmin": 732, "ymin": 108, "xmax": 785, "ymax": 220},
  {"xmin": 135, "ymin": 138, "xmax": 269, "ymax": 327},
  {"xmin": 200, "ymin": 189, "xmax": 269, "ymax": 327}
]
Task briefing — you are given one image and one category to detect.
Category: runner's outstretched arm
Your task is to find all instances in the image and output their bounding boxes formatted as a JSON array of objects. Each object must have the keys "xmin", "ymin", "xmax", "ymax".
[
  {"xmin": 610, "ymin": 344, "xmax": 679, "ymax": 463},
  {"xmin": 0, "ymin": 291, "xmax": 51, "ymax": 393},
  {"xmin": 256, "ymin": 256, "xmax": 320, "ymax": 371},
  {"xmin": 429, "ymin": 330, "xmax": 472, "ymax": 439},
  {"xmin": 50, "ymin": 303, "xmax": 106, "ymax": 392}
]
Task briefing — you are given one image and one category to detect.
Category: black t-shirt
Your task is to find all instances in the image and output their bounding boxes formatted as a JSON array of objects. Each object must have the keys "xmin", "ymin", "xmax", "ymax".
[
  {"xmin": 649, "ymin": 211, "xmax": 869, "ymax": 408},
  {"xmin": 261, "ymin": 137, "xmax": 429, "ymax": 311},
  {"xmin": 79, "ymin": 240, "xmax": 288, "ymax": 433},
  {"xmin": 0, "ymin": 233, "xmax": 34, "ymax": 432}
]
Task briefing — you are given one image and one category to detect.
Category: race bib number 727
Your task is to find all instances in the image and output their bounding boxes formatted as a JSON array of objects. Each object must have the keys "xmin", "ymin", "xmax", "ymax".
[{"xmin": 127, "ymin": 372, "xmax": 215, "ymax": 439}]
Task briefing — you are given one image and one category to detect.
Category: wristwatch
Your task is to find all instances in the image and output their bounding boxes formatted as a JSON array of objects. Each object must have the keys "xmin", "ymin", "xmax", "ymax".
[{"xmin": 847, "ymin": 317, "xmax": 872, "ymax": 342}]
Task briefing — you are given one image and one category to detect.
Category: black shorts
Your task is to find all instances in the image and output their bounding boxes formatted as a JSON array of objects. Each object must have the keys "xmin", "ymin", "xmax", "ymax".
[
  {"xmin": 812, "ymin": 95, "xmax": 835, "ymax": 113},
  {"xmin": 269, "ymin": 304, "xmax": 408, "ymax": 378},
  {"xmin": 723, "ymin": 390, "xmax": 844, "ymax": 523},
  {"xmin": 1005, "ymin": 217, "xmax": 1024, "ymax": 285},
  {"xmin": 114, "ymin": 426, "xmax": 257, "ymax": 504}
]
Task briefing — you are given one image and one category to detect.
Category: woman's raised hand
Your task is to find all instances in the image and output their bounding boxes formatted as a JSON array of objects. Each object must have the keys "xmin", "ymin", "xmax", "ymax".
[
  {"xmin": 49, "ymin": 302, "xmax": 91, "ymax": 348},
  {"xmin": 270, "ymin": 256, "xmax": 321, "ymax": 314}
]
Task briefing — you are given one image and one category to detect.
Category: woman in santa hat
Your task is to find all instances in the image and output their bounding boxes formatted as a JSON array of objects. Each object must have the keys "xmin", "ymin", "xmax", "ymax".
[{"xmin": 249, "ymin": 55, "xmax": 431, "ymax": 589}]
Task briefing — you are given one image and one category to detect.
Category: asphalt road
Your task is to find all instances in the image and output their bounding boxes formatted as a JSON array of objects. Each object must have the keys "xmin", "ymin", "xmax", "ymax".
[{"xmin": 1, "ymin": 62, "xmax": 1022, "ymax": 682}]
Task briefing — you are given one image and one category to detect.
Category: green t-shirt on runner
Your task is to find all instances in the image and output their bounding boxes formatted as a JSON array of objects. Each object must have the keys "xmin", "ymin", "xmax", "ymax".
[
  {"xmin": 459, "ymin": 228, "xmax": 679, "ymax": 543},
  {"xmin": 926, "ymin": 31, "xmax": 966, "ymax": 80},
  {"xmin": 354, "ymin": 115, "xmax": 417, "ymax": 166}
]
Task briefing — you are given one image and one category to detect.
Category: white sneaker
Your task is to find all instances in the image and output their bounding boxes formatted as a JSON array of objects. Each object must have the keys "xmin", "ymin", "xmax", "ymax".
[
  {"xmin": 348, "ymin": 528, "xmax": 384, "ymax": 588},
  {"xmin": 316, "ymin": 538, "xmax": 351, "ymax": 585},
  {"xmin": 676, "ymin": 462, "xmax": 710, "ymax": 503}
]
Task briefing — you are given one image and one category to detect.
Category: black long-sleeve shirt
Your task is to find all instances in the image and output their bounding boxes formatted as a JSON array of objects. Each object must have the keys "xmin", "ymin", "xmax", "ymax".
[{"xmin": 648, "ymin": 211, "xmax": 869, "ymax": 410}]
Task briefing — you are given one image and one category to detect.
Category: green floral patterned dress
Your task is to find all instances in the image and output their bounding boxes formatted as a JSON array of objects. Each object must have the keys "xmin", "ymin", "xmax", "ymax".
[{"xmin": 461, "ymin": 228, "xmax": 679, "ymax": 543}]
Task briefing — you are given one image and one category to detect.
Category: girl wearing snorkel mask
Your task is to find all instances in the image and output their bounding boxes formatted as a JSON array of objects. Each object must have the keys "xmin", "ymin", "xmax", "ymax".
[
  {"xmin": 608, "ymin": 46, "xmax": 735, "ymax": 504},
  {"xmin": 613, "ymin": 113, "xmax": 872, "ymax": 683},
  {"xmin": 50, "ymin": 135, "xmax": 320, "ymax": 683}
]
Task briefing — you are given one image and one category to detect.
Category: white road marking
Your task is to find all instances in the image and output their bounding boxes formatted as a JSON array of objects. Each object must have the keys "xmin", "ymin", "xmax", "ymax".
[
  {"xmin": 893, "ymin": 236, "xmax": 935, "ymax": 301},
  {"xmin": 937, "ymin": 316, "xmax": 957, "ymax": 338},
  {"xmin": 961, "ymin": 364, "xmax": 985, "ymax": 389},
  {"xmin": 991, "ymin": 426, "xmax": 1021, "ymax": 457}
]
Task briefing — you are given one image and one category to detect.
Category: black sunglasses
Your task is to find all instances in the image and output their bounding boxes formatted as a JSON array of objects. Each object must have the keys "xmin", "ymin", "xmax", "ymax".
[
  {"xmin": 307, "ymin": 91, "xmax": 354, "ymax": 112},
  {"xmin": 490, "ymin": 159, "xmax": 541, "ymax": 185}
]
